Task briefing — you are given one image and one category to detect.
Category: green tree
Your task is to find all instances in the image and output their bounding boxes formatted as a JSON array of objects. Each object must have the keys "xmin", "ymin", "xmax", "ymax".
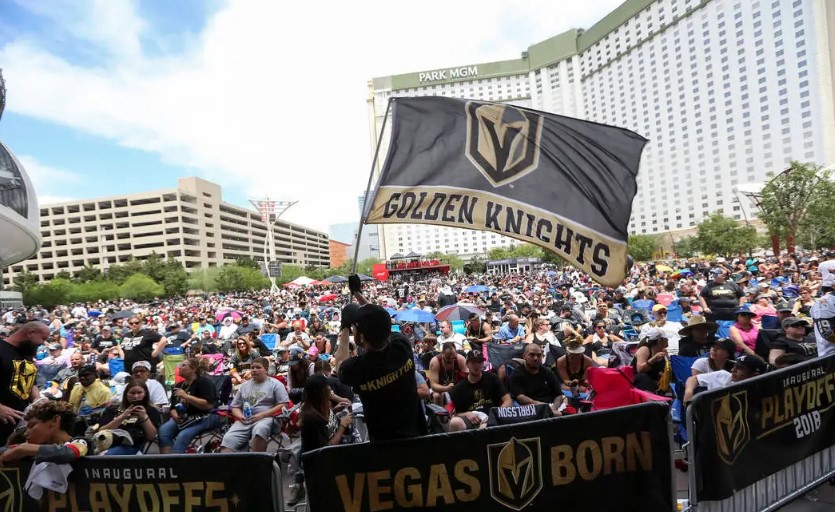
[
  {"xmin": 239, "ymin": 267, "xmax": 271, "ymax": 290},
  {"xmin": 628, "ymin": 234, "xmax": 659, "ymax": 261},
  {"xmin": 119, "ymin": 274, "xmax": 164, "ymax": 302},
  {"xmin": 75, "ymin": 264, "xmax": 102, "ymax": 283},
  {"xmin": 12, "ymin": 269, "xmax": 39, "ymax": 292},
  {"xmin": 355, "ymin": 258, "xmax": 378, "ymax": 275},
  {"xmin": 141, "ymin": 252, "xmax": 167, "ymax": 282},
  {"xmin": 24, "ymin": 278, "xmax": 74, "ymax": 308},
  {"xmin": 672, "ymin": 236, "xmax": 698, "ymax": 258},
  {"xmin": 487, "ymin": 247, "xmax": 513, "ymax": 260},
  {"xmin": 235, "ymin": 256, "xmax": 261, "ymax": 270},
  {"xmin": 510, "ymin": 244, "xmax": 545, "ymax": 259},
  {"xmin": 465, "ymin": 256, "xmax": 487, "ymax": 274},
  {"xmin": 215, "ymin": 265, "xmax": 246, "ymax": 292},
  {"xmin": 70, "ymin": 280, "xmax": 120, "ymax": 302},
  {"xmin": 161, "ymin": 265, "xmax": 189, "ymax": 297},
  {"xmin": 55, "ymin": 270, "xmax": 72, "ymax": 281},
  {"xmin": 796, "ymin": 178, "xmax": 835, "ymax": 251},
  {"xmin": 758, "ymin": 161, "xmax": 828, "ymax": 252},
  {"xmin": 694, "ymin": 212, "xmax": 759, "ymax": 257},
  {"xmin": 188, "ymin": 267, "xmax": 220, "ymax": 291},
  {"xmin": 106, "ymin": 259, "xmax": 144, "ymax": 284}
]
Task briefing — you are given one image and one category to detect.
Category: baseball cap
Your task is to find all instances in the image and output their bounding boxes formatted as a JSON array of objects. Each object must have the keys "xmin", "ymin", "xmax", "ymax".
[
  {"xmin": 465, "ymin": 349, "xmax": 484, "ymax": 362},
  {"xmin": 308, "ymin": 346, "xmax": 319, "ymax": 357},
  {"xmin": 79, "ymin": 365, "xmax": 98, "ymax": 376},
  {"xmin": 781, "ymin": 317, "xmax": 808, "ymax": 330},
  {"xmin": 275, "ymin": 346, "xmax": 289, "ymax": 353},
  {"xmin": 132, "ymin": 361, "xmax": 152, "ymax": 371},
  {"xmin": 708, "ymin": 338, "xmax": 736, "ymax": 354},
  {"xmin": 287, "ymin": 349, "xmax": 306, "ymax": 366},
  {"xmin": 354, "ymin": 304, "xmax": 392, "ymax": 344},
  {"xmin": 47, "ymin": 343, "xmax": 62, "ymax": 351},
  {"xmin": 776, "ymin": 305, "xmax": 793, "ymax": 313},
  {"xmin": 734, "ymin": 354, "xmax": 767, "ymax": 374},
  {"xmin": 652, "ymin": 304, "xmax": 668, "ymax": 312},
  {"xmin": 642, "ymin": 327, "xmax": 667, "ymax": 342},
  {"xmin": 734, "ymin": 307, "xmax": 756, "ymax": 317}
]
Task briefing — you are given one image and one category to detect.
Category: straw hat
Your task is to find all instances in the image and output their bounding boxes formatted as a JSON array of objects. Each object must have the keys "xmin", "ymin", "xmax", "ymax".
[{"xmin": 678, "ymin": 315, "xmax": 718, "ymax": 337}]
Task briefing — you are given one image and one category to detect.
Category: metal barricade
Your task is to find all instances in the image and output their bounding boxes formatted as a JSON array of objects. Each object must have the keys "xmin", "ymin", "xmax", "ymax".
[{"xmin": 685, "ymin": 373, "xmax": 835, "ymax": 512}]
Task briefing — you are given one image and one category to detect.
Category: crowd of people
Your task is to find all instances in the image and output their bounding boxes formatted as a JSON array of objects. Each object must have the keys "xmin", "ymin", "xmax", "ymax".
[{"xmin": 1, "ymin": 250, "xmax": 835, "ymax": 506}]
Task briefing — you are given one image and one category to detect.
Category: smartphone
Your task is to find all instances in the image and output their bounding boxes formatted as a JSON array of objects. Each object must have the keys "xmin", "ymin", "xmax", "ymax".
[{"xmin": 348, "ymin": 274, "xmax": 362, "ymax": 294}]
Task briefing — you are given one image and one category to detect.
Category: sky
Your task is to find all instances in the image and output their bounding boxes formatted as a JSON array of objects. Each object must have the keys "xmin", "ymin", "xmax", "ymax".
[{"xmin": 0, "ymin": 0, "xmax": 625, "ymax": 232}]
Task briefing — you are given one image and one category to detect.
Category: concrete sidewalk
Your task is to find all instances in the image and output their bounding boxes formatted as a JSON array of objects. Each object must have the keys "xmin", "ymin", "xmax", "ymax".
[{"xmin": 778, "ymin": 481, "xmax": 835, "ymax": 511}]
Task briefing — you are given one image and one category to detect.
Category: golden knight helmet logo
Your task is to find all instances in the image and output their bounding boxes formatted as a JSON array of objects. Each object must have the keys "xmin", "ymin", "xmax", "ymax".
[
  {"xmin": 711, "ymin": 391, "xmax": 751, "ymax": 465},
  {"xmin": 465, "ymin": 101, "xmax": 543, "ymax": 188},
  {"xmin": 0, "ymin": 468, "xmax": 22, "ymax": 512},
  {"xmin": 487, "ymin": 437, "xmax": 543, "ymax": 510}
]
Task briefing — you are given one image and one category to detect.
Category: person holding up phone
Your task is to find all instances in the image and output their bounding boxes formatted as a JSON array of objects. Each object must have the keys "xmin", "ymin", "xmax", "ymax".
[
  {"xmin": 98, "ymin": 379, "xmax": 161, "ymax": 455},
  {"xmin": 334, "ymin": 275, "xmax": 427, "ymax": 442}
]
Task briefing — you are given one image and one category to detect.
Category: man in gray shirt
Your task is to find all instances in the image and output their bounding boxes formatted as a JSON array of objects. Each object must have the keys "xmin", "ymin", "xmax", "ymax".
[{"xmin": 220, "ymin": 357, "xmax": 289, "ymax": 452}]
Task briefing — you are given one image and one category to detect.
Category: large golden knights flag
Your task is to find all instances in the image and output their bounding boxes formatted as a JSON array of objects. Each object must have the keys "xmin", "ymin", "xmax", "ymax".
[{"xmin": 363, "ymin": 97, "xmax": 648, "ymax": 286}]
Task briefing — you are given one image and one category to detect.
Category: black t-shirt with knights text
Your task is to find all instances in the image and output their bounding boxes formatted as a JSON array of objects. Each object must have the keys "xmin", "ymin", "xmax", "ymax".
[
  {"xmin": 121, "ymin": 329, "xmax": 162, "ymax": 371},
  {"xmin": 450, "ymin": 371, "xmax": 508, "ymax": 413},
  {"xmin": 339, "ymin": 333, "xmax": 427, "ymax": 441},
  {"xmin": 699, "ymin": 281, "xmax": 744, "ymax": 313}
]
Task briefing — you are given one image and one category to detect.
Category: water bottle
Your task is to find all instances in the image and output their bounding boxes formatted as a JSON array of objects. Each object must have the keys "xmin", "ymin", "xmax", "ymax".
[
  {"xmin": 175, "ymin": 402, "xmax": 188, "ymax": 421},
  {"xmin": 79, "ymin": 392, "xmax": 92, "ymax": 416},
  {"xmin": 243, "ymin": 401, "xmax": 253, "ymax": 420}
]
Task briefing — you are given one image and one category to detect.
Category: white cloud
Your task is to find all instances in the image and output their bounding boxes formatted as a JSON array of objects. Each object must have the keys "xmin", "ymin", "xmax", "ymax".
[
  {"xmin": 2, "ymin": 0, "xmax": 624, "ymax": 230},
  {"xmin": 16, "ymin": 155, "xmax": 80, "ymax": 205}
]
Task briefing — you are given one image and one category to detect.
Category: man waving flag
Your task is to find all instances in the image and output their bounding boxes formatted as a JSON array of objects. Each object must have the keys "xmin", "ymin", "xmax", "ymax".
[{"xmin": 363, "ymin": 97, "xmax": 647, "ymax": 287}]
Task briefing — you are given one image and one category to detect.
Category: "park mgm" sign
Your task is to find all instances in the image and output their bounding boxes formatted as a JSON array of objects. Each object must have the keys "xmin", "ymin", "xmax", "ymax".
[{"xmin": 419, "ymin": 66, "xmax": 478, "ymax": 83}]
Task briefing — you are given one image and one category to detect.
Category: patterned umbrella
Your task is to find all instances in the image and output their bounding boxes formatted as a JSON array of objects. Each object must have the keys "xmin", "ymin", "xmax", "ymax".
[{"xmin": 435, "ymin": 304, "xmax": 484, "ymax": 322}]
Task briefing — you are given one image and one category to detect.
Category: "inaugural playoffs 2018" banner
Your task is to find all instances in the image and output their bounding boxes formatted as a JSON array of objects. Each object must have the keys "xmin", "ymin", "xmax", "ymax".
[
  {"xmin": 0, "ymin": 453, "xmax": 278, "ymax": 512},
  {"xmin": 691, "ymin": 354, "xmax": 835, "ymax": 500},
  {"xmin": 364, "ymin": 97, "xmax": 647, "ymax": 287},
  {"xmin": 303, "ymin": 402, "xmax": 673, "ymax": 512}
]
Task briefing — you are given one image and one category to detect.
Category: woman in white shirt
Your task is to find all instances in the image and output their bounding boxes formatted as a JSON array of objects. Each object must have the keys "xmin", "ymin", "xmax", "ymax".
[{"xmin": 690, "ymin": 338, "xmax": 735, "ymax": 376}]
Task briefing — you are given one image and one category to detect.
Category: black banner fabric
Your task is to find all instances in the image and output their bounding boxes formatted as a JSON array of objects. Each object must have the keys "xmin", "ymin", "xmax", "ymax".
[
  {"xmin": 364, "ymin": 97, "xmax": 648, "ymax": 286},
  {"xmin": 303, "ymin": 402, "xmax": 673, "ymax": 512},
  {"xmin": 0, "ymin": 453, "xmax": 277, "ymax": 512},
  {"xmin": 691, "ymin": 354, "xmax": 835, "ymax": 501}
]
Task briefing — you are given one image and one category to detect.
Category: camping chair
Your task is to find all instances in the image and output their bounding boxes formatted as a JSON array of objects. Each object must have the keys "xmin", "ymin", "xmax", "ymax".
[
  {"xmin": 586, "ymin": 366, "xmax": 671, "ymax": 411},
  {"xmin": 716, "ymin": 320, "xmax": 735, "ymax": 339},
  {"xmin": 260, "ymin": 333, "xmax": 278, "ymax": 351},
  {"xmin": 162, "ymin": 348, "xmax": 185, "ymax": 387},
  {"xmin": 188, "ymin": 374, "xmax": 233, "ymax": 453},
  {"xmin": 36, "ymin": 363, "xmax": 66, "ymax": 390},
  {"xmin": 670, "ymin": 355, "xmax": 699, "ymax": 443},
  {"xmin": 760, "ymin": 315, "xmax": 780, "ymax": 330}
]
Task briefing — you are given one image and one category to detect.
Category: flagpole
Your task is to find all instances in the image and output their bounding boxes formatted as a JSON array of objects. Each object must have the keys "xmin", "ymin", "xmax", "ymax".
[{"xmin": 352, "ymin": 98, "xmax": 393, "ymax": 273}]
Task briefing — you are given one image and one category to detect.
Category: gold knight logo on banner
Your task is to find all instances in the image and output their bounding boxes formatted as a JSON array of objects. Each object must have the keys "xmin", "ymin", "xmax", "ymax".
[
  {"xmin": 0, "ymin": 468, "xmax": 22, "ymax": 512},
  {"xmin": 487, "ymin": 437, "xmax": 543, "ymax": 510},
  {"xmin": 465, "ymin": 102, "xmax": 543, "ymax": 187},
  {"xmin": 712, "ymin": 391, "xmax": 751, "ymax": 464}
]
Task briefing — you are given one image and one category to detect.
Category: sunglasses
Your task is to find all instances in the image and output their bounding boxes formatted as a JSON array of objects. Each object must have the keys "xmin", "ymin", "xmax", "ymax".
[{"xmin": 128, "ymin": 321, "xmax": 140, "ymax": 325}]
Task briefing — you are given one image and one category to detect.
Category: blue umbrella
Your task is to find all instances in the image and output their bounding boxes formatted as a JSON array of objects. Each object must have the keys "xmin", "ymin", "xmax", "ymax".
[
  {"xmin": 464, "ymin": 285, "xmax": 490, "ymax": 293},
  {"xmin": 394, "ymin": 308, "xmax": 436, "ymax": 323},
  {"xmin": 545, "ymin": 271, "xmax": 558, "ymax": 277},
  {"xmin": 87, "ymin": 310, "xmax": 102, "ymax": 317},
  {"xmin": 384, "ymin": 307, "xmax": 398, "ymax": 317},
  {"xmin": 325, "ymin": 275, "xmax": 348, "ymax": 283}
]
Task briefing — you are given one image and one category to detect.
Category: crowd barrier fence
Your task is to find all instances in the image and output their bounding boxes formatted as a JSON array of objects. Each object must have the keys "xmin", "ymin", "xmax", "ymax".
[
  {"xmin": 0, "ymin": 452, "xmax": 283, "ymax": 512},
  {"xmin": 303, "ymin": 401, "xmax": 676, "ymax": 512},
  {"xmin": 685, "ymin": 354, "xmax": 835, "ymax": 512}
]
